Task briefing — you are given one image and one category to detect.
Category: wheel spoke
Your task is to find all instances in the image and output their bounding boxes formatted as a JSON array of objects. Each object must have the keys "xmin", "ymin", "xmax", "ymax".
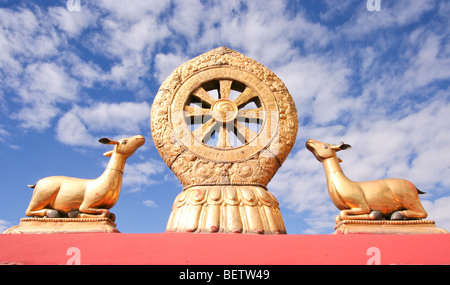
[
  {"xmin": 234, "ymin": 87, "xmax": 258, "ymax": 107},
  {"xmin": 237, "ymin": 107, "xmax": 264, "ymax": 120},
  {"xmin": 192, "ymin": 86, "xmax": 216, "ymax": 107},
  {"xmin": 217, "ymin": 124, "xmax": 232, "ymax": 148},
  {"xmin": 192, "ymin": 118, "xmax": 217, "ymax": 143},
  {"xmin": 185, "ymin": 105, "xmax": 211, "ymax": 118},
  {"xmin": 235, "ymin": 121, "xmax": 257, "ymax": 143},
  {"xmin": 187, "ymin": 79, "xmax": 265, "ymax": 148},
  {"xmin": 219, "ymin": 80, "xmax": 233, "ymax": 99}
]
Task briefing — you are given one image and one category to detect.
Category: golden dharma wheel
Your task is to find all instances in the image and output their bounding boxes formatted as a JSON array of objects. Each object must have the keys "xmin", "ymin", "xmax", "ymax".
[{"xmin": 151, "ymin": 47, "xmax": 298, "ymax": 234}]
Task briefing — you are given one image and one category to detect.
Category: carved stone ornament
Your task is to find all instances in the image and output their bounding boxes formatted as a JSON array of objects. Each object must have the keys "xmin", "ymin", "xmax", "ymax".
[{"xmin": 151, "ymin": 47, "xmax": 298, "ymax": 234}]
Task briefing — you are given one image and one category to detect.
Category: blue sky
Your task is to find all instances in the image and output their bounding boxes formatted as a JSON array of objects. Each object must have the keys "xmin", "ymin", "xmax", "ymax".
[{"xmin": 0, "ymin": 0, "xmax": 449, "ymax": 234}]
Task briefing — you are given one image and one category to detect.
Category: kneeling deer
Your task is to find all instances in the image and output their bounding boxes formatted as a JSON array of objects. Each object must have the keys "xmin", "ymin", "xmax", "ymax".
[
  {"xmin": 306, "ymin": 139, "xmax": 427, "ymax": 222},
  {"xmin": 26, "ymin": 135, "xmax": 145, "ymax": 220}
]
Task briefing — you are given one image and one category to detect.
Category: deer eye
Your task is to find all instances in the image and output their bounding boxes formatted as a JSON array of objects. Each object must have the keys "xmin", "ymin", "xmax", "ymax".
[
  {"xmin": 323, "ymin": 144, "xmax": 329, "ymax": 149},
  {"xmin": 122, "ymin": 140, "xmax": 128, "ymax": 145}
]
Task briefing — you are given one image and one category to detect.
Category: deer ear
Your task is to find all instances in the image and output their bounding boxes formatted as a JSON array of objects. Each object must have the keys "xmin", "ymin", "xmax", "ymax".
[
  {"xmin": 103, "ymin": 150, "xmax": 113, "ymax": 157},
  {"xmin": 330, "ymin": 142, "xmax": 351, "ymax": 151},
  {"xmin": 99, "ymin": 138, "xmax": 119, "ymax": 145},
  {"xmin": 339, "ymin": 143, "xmax": 351, "ymax": 150},
  {"xmin": 99, "ymin": 138, "xmax": 111, "ymax": 144}
]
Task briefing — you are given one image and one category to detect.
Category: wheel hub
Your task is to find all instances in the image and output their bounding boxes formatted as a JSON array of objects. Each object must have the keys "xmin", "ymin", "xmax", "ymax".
[{"xmin": 211, "ymin": 98, "xmax": 238, "ymax": 123}]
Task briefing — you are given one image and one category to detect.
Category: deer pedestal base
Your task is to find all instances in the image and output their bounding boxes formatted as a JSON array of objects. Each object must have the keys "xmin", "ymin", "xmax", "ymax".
[
  {"xmin": 334, "ymin": 219, "xmax": 448, "ymax": 235},
  {"xmin": 3, "ymin": 217, "xmax": 120, "ymax": 234}
]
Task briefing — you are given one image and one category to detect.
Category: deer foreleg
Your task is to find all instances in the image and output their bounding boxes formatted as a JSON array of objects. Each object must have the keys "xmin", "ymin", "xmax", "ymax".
[
  {"xmin": 78, "ymin": 205, "xmax": 111, "ymax": 219},
  {"xmin": 338, "ymin": 207, "xmax": 371, "ymax": 220},
  {"xmin": 26, "ymin": 208, "xmax": 60, "ymax": 218},
  {"xmin": 337, "ymin": 203, "xmax": 385, "ymax": 222},
  {"xmin": 391, "ymin": 209, "xmax": 427, "ymax": 220}
]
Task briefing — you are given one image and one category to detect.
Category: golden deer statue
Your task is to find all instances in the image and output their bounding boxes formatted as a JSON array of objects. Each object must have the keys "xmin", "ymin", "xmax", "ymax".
[
  {"xmin": 25, "ymin": 135, "xmax": 145, "ymax": 221},
  {"xmin": 305, "ymin": 139, "xmax": 427, "ymax": 223}
]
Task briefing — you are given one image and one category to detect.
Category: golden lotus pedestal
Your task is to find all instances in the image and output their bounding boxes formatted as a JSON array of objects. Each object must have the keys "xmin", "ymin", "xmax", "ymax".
[
  {"xmin": 335, "ymin": 219, "xmax": 448, "ymax": 235},
  {"xmin": 3, "ymin": 217, "xmax": 120, "ymax": 234},
  {"xmin": 166, "ymin": 185, "xmax": 286, "ymax": 234}
]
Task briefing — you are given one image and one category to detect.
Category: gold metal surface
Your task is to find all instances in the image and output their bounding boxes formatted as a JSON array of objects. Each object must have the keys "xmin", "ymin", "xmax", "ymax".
[
  {"xmin": 24, "ymin": 135, "xmax": 145, "ymax": 220},
  {"xmin": 334, "ymin": 220, "xmax": 448, "ymax": 234},
  {"xmin": 166, "ymin": 185, "xmax": 285, "ymax": 234},
  {"xmin": 306, "ymin": 139, "xmax": 428, "ymax": 223},
  {"xmin": 151, "ymin": 47, "xmax": 297, "ymax": 234},
  {"xmin": 168, "ymin": 66, "xmax": 282, "ymax": 163},
  {"xmin": 3, "ymin": 217, "xmax": 119, "ymax": 234}
]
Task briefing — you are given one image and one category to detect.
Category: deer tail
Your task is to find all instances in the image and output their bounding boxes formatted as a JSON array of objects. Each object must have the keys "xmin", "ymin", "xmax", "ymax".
[
  {"xmin": 417, "ymin": 188, "xmax": 426, "ymax": 195},
  {"xmin": 27, "ymin": 183, "xmax": 36, "ymax": 189},
  {"xmin": 407, "ymin": 181, "xmax": 425, "ymax": 195}
]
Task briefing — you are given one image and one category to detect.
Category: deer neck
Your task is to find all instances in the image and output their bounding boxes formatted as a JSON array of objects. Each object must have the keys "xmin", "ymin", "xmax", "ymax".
[
  {"xmin": 322, "ymin": 155, "xmax": 345, "ymax": 177},
  {"xmin": 321, "ymin": 155, "xmax": 351, "ymax": 208},
  {"xmin": 93, "ymin": 151, "xmax": 127, "ymax": 208},
  {"xmin": 103, "ymin": 152, "xmax": 127, "ymax": 176}
]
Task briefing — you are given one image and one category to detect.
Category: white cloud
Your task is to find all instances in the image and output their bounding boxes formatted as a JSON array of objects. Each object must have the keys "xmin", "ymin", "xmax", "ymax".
[
  {"xmin": 143, "ymin": 199, "xmax": 157, "ymax": 208},
  {"xmin": 48, "ymin": 6, "xmax": 98, "ymax": 38},
  {"xmin": 166, "ymin": 0, "xmax": 204, "ymax": 40},
  {"xmin": 90, "ymin": 1, "xmax": 168, "ymax": 56},
  {"xmin": 14, "ymin": 62, "xmax": 79, "ymax": 130},
  {"xmin": 319, "ymin": 0, "xmax": 359, "ymax": 22},
  {"xmin": 82, "ymin": 1, "xmax": 172, "ymax": 89},
  {"xmin": 0, "ymin": 6, "xmax": 83, "ymax": 131},
  {"xmin": 1, "ymin": 117, "xmax": 22, "ymax": 149},
  {"xmin": 80, "ymin": 101, "xmax": 150, "ymax": 133},
  {"xmin": 166, "ymin": 0, "xmax": 331, "ymax": 65},
  {"xmin": 56, "ymin": 102, "xmax": 150, "ymax": 146},
  {"xmin": 19, "ymin": 62, "xmax": 78, "ymax": 104},
  {"xmin": 422, "ymin": 196, "xmax": 450, "ymax": 232},
  {"xmin": 98, "ymin": 17, "xmax": 169, "ymax": 57},
  {"xmin": 275, "ymin": 54, "xmax": 353, "ymax": 125},
  {"xmin": 0, "ymin": 125, "xmax": 9, "ymax": 142},
  {"xmin": 63, "ymin": 53, "xmax": 104, "ymax": 88},
  {"xmin": 154, "ymin": 52, "xmax": 189, "ymax": 83},
  {"xmin": 0, "ymin": 219, "xmax": 11, "ymax": 233},
  {"xmin": 391, "ymin": 0, "xmax": 436, "ymax": 26},
  {"xmin": 0, "ymin": 6, "xmax": 61, "ymax": 60},
  {"xmin": 342, "ymin": 0, "xmax": 437, "ymax": 38},
  {"xmin": 14, "ymin": 104, "xmax": 60, "ymax": 132},
  {"xmin": 401, "ymin": 32, "xmax": 450, "ymax": 92},
  {"xmin": 96, "ymin": 0, "xmax": 170, "ymax": 21},
  {"xmin": 123, "ymin": 160, "xmax": 166, "ymax": 192},
  {"xmin": 56, "ymin": 112, "xmax": 94, "ymax": 146}
]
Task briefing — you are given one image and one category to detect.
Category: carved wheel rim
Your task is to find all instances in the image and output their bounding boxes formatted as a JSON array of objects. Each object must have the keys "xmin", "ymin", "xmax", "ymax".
[{"xmin": 171, "ymin": 67, "xmax": 279, "ymax": 162}]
